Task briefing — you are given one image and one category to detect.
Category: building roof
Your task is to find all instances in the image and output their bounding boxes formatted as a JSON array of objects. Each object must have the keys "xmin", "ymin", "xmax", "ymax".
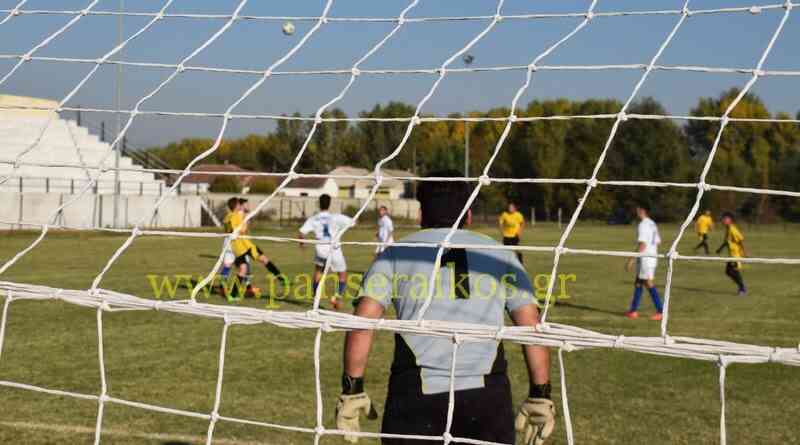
[
  {"xmin": 182, "ymin": 163, "xmax": 259, "ymax": 185},
  {"xmin": 328, "ymin": 166, "xmax": 415, "ymax": 189},
  {"xmin": 284, "ymin": 176, "xmax": 330, "ymax": 189}
]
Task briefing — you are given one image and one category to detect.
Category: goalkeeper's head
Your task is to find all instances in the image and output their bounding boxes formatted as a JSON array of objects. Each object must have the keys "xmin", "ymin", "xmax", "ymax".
[
  {"xmin": 227, "ymin": 197, "xmax": 240, "ymax": 211},
  {"xmin": 417, "ymin": 169, "xmax": 471, "ymax": 229}
]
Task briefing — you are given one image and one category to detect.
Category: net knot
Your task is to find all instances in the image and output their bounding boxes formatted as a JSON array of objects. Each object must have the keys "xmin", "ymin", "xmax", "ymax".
[
  {"xmin": 587, "ymin": 178, "xmax": 598, "ymax": 188},
  {"xmin": 698, "ymin": 182, "xmax": 711, "ymax": 192},
  {"xmin": 411, "ymin": 116, "xmax": 421, "ymax": 126},
  {"xmin": 753, "ymin": 69, "xmax": 765, "ymax": 77},
  {"xmin": 314, "ymin": 115, "xmax": 323, "ymax": 125},
  {"xmin": 443, "ymin": 432, "xmax": 454, "ymax": 444},
  {"xmin": 494, "ymin": 327, "xmax": 505, "ymax": 341},
  {"xmin": 528, "ymin": 63, "xmax": 538, "ymax": 72},
  {"xmin": 508, "ymin": 114, "xmax": 518, "ymax": 123},
  {"xmin": 210, "ymin": 412, "xmax": 220, "ymax": 422},
  {"xmin": 561, "ymin": 341, "xmax": 575, "ymax": 352},
  {"xmin": 80, "ymin": 9, "xmax": 90, "ymax": 16},
  {"xmin": 666, "ymin": 249, "xmax": 678, "ymax": 260},
  {"xmin": 321, "ymin": 17, "xmax": 329, "ymax": 24},
  {"xmin": 663, "ymin": 335, "xmax": 675, "ymax": 345},
  {"xmin": 397, "ymin": 16, "xmax": 406, "ymax": 25},
  {"xmin": 494, "ymin": 14, "xmax": 503, "ymax": 22},
  {"xmin": 717, "ymin": 355, "xmax": 729, "ymax": 368},
  {"xmin": 10, "ymin": 8, "xmax": 20, "ymax": 16},
  {"xmin": 613, "ymin": 335, "xmax": 625, "ymax": 349},
  {"xmin": 351, "ymin": 67, "xmax": 361, "ymax": 77},
  {"xmin": 618, "ymin": 111, "xmax": 628, "ymax": 122},
  {"xmin": 21, "ymin": 53, "xmax": 32, "ymax": 62},
  {"xmin": 585, "ymin": 11, "xmax": 595, "ymax": 21},
  {"xmin": 264, "ymin": 69, "xmax": 273, "ymax": 77},
  {"xmin": 156, "ymin": 11, "xmax": 165, "ymax": 20},
  {"xmin": 682, "ymin": 5, "xmax": 692, "ymax": 16},
  {"xmin": 749, "ymin": 5, "xmax": 762, "ymax": 14},
  {"xmin": 769, "ymin": 348, "xmax": 781, "ymax": 363},
  {"xmin": 535, "ymin": 322, "xmax": 549, "ymax": 333},
  {"xmin": 479, "ymin": 175, "xmax": 491, "ymax": 186},
  {"xmin": 315, "ymin": 425, "xmax": 325, "ymax": 436},
  {"xmin": 100, "ymin": 301, "xmax": 112, "ymax": 312}
]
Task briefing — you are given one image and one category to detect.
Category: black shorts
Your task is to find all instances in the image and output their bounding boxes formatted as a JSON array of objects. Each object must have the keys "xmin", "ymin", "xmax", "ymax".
[
  {"xmin": 233, "ymin": 246, "xmax": 264, "ymax": 267},
  {"xmin": 502, "ymin": 236, "xmax": 520, "ymax": 246},
  {"xmin": 381, "ymin": 373, "xmax": 514, "ymax": 445}
]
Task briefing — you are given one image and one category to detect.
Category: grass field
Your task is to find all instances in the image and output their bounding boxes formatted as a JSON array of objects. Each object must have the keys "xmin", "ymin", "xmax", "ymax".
[{"xmin": 0, "ymin": 221, "xmax": 798, "ymax": 445}]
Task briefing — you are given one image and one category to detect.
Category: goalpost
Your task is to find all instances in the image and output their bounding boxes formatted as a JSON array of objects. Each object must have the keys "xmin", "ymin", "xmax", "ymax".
[{"xmin": 1, "ymin": 1, "xmax": 800, "ymax": 444}]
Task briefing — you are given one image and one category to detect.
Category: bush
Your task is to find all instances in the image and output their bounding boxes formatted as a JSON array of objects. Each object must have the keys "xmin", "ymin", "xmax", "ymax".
[
  {"xmin": 248, "ymin": 178, "xmax": 276, "ymax": 195},
  {"xmin": 209, "ymin": 176, "xmax": 241, "ymax": 193}
]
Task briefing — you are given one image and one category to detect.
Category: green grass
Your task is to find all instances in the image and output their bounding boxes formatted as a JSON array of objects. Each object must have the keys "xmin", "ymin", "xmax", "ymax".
[{"xmin": 0, "ymin": 222, "xmax": 798, "ymax": 444}]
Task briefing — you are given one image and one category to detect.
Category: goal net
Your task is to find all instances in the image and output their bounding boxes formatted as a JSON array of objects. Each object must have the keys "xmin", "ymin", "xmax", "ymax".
[{"xmin": 1, "ymin": 1, "xmax": 799, "ymax": 444}]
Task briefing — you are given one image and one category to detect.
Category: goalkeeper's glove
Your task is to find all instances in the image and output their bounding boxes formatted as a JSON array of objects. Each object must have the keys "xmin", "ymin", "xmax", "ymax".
[
  {"xmin": 515, "ymin": 385, "xmax": 556, "ymax": 445},
  {"xmin": 336, "ymin": 375, "xmax": 378, "ymax": 444}
]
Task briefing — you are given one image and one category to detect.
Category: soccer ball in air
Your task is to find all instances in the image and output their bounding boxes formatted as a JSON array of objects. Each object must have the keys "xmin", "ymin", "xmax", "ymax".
[{"xmin": 282, "ymin": 21, "xmax": 296, "ymax": 36}]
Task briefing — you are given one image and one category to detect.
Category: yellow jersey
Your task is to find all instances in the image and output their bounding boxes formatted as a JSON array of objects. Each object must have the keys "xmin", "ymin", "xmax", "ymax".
[
  {"xmin": 223, "ymin": 210, "xmax": 253, "ymax": 257},
  {"xmin": 695, "ymin": 214, "xmax": 713, "ymax": 235},
  {"xmin": 725, "ymin": 224, "xmax": 745, "ymax": 258},
  {"xmin": 499, "ymin": 211, "xmax": 524, "ymax": 238}
]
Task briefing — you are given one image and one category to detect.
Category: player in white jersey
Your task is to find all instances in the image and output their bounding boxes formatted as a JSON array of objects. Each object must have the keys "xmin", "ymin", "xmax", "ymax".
[
  {"xmin": 625, "ymin": 203, "xmax": 664, "ymax": 321},
  {"xmin": 334, "ymin": 170, "xmax": 554, "ymax": 445},
  {"xmin": 299, "ymin": 194, "xmax": 354, "ymax": 309},
  {"xmin": 375, "ymin": 205, "xmax": 394, "ymax": 256}
]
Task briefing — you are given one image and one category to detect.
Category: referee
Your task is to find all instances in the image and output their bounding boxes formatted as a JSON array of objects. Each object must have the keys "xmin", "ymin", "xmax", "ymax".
[{"xmin": 336, "ymin": 170, "xmax": 555, "ymax": 445}]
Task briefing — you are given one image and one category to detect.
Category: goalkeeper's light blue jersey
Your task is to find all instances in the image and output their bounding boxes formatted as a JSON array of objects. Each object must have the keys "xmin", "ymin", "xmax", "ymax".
[{"xmin": 357, "ymin": 228, "xmax": 536, "ymax": 394}]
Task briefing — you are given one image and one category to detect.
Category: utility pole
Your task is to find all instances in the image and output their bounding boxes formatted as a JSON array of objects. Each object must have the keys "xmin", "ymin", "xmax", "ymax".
[
  {"xmin": 464, "ymin": 120, "xmax": 470, "ymax": 178},
  {"xmin": 113, "ymin": 0, "xmax": 123, "ymax": 228}
]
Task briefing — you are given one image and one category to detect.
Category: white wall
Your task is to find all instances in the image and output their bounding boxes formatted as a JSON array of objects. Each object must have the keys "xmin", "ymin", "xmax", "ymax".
[{"xmin": 0, "ymin": 192, "xmax": 202, "ymax": 229}]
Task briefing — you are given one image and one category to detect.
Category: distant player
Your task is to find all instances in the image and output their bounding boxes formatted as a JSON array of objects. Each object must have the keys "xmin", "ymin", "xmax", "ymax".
[
  {"xmin": 694, "ymin": 210, "xmax": 714, "ymax": 255},
  {"xmin": 335, "ymin": 170, "xmax": 554, "ymax": 445},
  {"xmin": 299, "ymin": 194, "xmax": 354, "ymax": 309},
  {"xmin": 375, "ymin": 205, "xmax": 394, "ymax": 257},
  {"xmin": 625, "ymin": 203, "xmax": 664, "ymax": 321},
  {"xmin": 499, "ymin": 201, "xmax": 525, "ymax": 263},
  {"xmin": 716, "ymin": 211, "xmax": 747, "ymax": 296},
  {"xmin": 222, "ymin": 197, "xmax": 287, "ymax": 298}
]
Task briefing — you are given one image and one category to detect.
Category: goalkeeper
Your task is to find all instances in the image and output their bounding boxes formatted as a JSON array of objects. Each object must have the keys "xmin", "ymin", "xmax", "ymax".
[
  {"xmin": 336, "ymin": 170, "xmax": 554, "ymax": 445},
  {"xmin": 221, "ymin": 197, "xmax": 288, "ymax": 298}
]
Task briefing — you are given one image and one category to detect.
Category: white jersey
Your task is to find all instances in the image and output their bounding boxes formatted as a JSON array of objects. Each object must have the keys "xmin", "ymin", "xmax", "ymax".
[
  {"xmin": 299, "ymin": 211, "xmax": 354, "ymax": 259},
  {"xmin": 637, "ymin": 217, "xmax": 661, "ymax": 256},
  {"xmin": 377, "ymin": 214, "xmax": 394, "ymax": 242}
]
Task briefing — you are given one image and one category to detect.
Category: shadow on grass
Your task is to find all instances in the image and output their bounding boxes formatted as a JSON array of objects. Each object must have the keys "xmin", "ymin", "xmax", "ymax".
[{"xmin": 555, "ymin": 301, "xmax": 625, "ymax": 317}]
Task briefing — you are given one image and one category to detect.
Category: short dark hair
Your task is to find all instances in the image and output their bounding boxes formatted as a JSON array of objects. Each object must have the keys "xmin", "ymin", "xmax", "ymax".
[
  {"xmin": 379, "ymin": 205, "xmax": 388, "ymax": 211},
  {"xmin": 417, "ymin": 169, "xmax": 471, "ymax": 229},
  {"xmin": 636, "ymin": 202, "xmax": 651, "ymax": 213},
  {"xmin": 721, "ymin": 211, "xmax": 735, "ymax": 221},
  {"xmin": 319, "ymin": 194, "xmax": 331, "ymax": 210},
  {"xmin": 227, "ymin": 197, "xmax": 239, "ymax": 210}
]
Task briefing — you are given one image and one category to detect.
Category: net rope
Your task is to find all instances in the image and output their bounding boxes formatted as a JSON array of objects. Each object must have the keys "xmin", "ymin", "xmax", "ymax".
[{"xmin": 0, "ymin": 1, "xmax": 799, "ymax": 445}]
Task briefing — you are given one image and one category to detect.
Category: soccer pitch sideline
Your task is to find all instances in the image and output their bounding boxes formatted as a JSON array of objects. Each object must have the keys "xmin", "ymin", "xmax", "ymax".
[{"xmin": 0, "ymin": 223, "xmax": 798, "ymax": 445}]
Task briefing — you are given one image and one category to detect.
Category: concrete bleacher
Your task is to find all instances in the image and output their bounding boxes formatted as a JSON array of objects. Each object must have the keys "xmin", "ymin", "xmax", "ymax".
[{"xmin": 0, "ymin": 94, "xmax": 167, "ymax": 195}]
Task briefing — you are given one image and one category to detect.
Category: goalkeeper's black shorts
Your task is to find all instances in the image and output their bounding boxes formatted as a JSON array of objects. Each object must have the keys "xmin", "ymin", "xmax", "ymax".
[
  {"xmin": 234, "ymin": 245, "xmax": 264, "ymax": 267},
  {"xmin": 380, "ymin": 373, "xmax": 514, "ymax": 445}
]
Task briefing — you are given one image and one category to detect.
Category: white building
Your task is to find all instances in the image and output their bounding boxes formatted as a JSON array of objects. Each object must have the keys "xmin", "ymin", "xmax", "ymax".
[
  {"xmin": 0, "ymin": 95, "xmax": 165, "ymax": 195},
  {"xmin": 329, "ymin": 166, "xmax": 415, "ymax": 200},
  {"xmin": 281, "ymin": 176, "xmax": 338, "ymax": 197}
]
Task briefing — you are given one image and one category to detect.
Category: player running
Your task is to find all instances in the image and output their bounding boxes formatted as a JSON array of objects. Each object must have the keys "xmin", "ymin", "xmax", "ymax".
[
  {"xmin": 625, "ymin": 203, "xmax": 664, "ymax": 321},
  {"xmin": 221, "ymin": 197, "xmax": 287, "ymax": 299},
  {"xmin": 716, "ymin": 211, "xmax": 747, "ymax": 296},
  {"xmin": 336, "ymin": 170, "xmax": 554, "ymax": 445},
  {"xmin": 375, "ymin": 205, "xmax": 394, "ymax": 257},
  {"xmin": 299, "ymin": 194, "xmax": 354, "ymax": 310},
  {"xmin": 694, "ymin": 210, "xmax": 714, "ymax": 255},
  {"xmin": 499, "ymin": 201, "xmax": 525, "ymax": 263}
]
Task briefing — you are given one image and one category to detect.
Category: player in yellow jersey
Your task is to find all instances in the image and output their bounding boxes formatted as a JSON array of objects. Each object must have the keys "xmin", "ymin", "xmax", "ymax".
[
  {"xmin": 693, "ymin": 210, "xmax": 714, "ymax": 255},
  {"xmin": 498, "ymin": 202, "xmax": 525, "ymax": 263},
  {"xmin": 221, "ymin": 197, "xmax": 288, "ymax": 298},
  {"xmin": 716, "ymin": 211, "xmax": 747, "ymax": 296}
]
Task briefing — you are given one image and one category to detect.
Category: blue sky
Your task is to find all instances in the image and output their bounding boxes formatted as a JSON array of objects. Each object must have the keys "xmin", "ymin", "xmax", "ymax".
[{"xmin": 1, "ymin": 0, "xmax": 798, "ymax": 148}]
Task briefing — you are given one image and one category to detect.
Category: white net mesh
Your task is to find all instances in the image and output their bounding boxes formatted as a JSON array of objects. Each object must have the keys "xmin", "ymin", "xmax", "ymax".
[{"xmin": 0, "ymin": 1, "xmax": 799, "ymax": 444}]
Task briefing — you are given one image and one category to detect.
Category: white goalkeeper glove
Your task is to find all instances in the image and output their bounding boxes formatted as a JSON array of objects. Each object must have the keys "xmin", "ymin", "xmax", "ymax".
[
  {"xmin": 336, "ymin": 392, "xmax": 378, "ymax": 443},
  {"xmin": 515, "ymin": 397, "xmax": 556, "ymax": 445}
]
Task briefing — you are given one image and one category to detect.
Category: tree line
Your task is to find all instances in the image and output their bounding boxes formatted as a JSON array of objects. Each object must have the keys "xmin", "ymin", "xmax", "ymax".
[{"xmin": 147, "ymin": 88, "xmax": 800, "ymax": 222}]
